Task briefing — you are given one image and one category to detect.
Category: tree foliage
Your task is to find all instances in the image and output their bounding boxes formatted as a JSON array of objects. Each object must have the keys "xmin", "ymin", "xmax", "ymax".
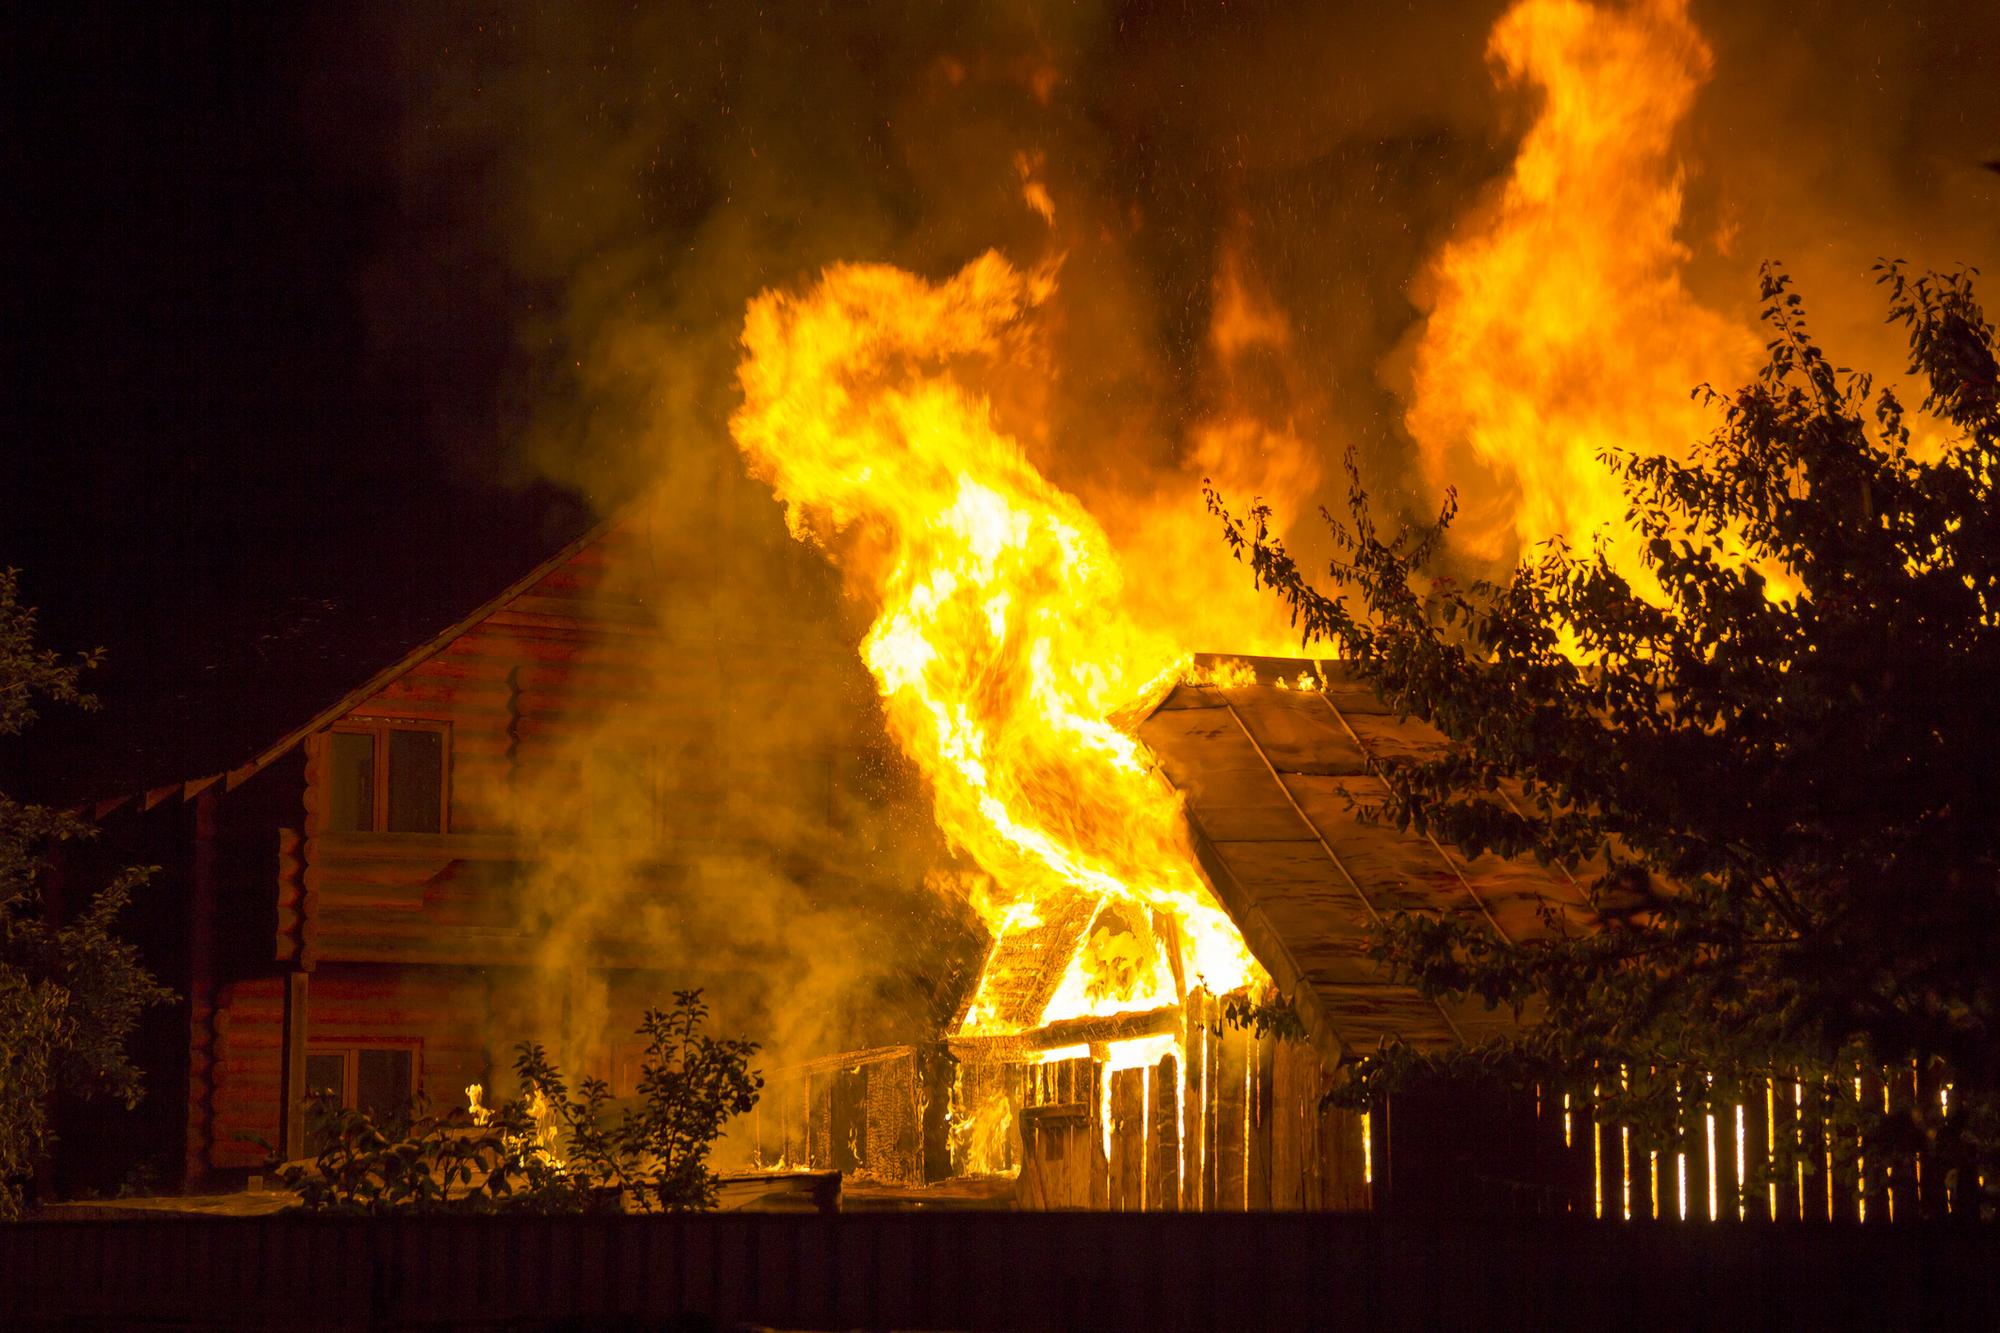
[
  {"xmin": 276, "ymin": 989, "xmax": 762, "ymax": 1214},
  {"xmin": 1210, "ymin": 263, "xmax": 2000, "ymax": 1213},
  {"xmin": 1, "ymin": 570, "xmax": 173, "ymax": 1219}
]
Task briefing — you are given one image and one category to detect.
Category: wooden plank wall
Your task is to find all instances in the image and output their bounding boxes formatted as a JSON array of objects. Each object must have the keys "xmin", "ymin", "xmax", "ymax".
[
  {"xmin": 202, "ymin": 514, "xmax": 895, "ymax": 1176},
  {"xmin": 207, "ymin": 976, "xmax": 284, "ymax": 1169},
  {"xmin": 756, "ymin": 1050, "xmax": 928, "ymax": 1187},
  {"xmin": 761, "ymin": 1024, "xmax": 1375, "ymax": 1214},
  {"xmin": 206, "ymin": 967, "xmax": 498, "ymax": 1171},
  {"xmin": 997, "ymin": 1018, "xmax": 1373, "ymax": 1212}
]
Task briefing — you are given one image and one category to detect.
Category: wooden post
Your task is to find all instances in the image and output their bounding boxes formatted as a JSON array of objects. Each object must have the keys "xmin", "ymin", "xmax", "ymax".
[
  {"xmin": 1269, "ymin": 1041, "xmax": 1303, "ymax": 1210},
  {"xmin": 279, "ymin": 970, "xmax": 310, "ymax": 1160},
  {"xmin": 1216, "ymin": 1022, "xmax": 1249, "ymax": 1210},
  {"xmin": 1109, "ymin": 1067, "xmax": 1145, "ymax": 1211},
  {"xmin": 1149, "ymin": 1054, "xmax": 1180, "ymax": 1212},
  {"xmin": 183, "ymin": 790, "xmax": 218, "ymax": 1189},
  {"xmin": 1180, "ymin": 990, "xmax": 1209, "ymax": 1211},
  {"xmin": 1088, "ymin": 1045, "xmax": 1110, "ymax": 1210},
  {"xmin": 1247, "ymin": 1032, "xmax": 1275, "ymax": 1209}
]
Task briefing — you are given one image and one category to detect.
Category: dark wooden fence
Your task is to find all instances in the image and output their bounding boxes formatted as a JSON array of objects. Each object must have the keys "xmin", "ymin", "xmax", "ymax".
[{"xmin": 5, "ymin": 1212, "xmax": 1996, "ymax": 1330}]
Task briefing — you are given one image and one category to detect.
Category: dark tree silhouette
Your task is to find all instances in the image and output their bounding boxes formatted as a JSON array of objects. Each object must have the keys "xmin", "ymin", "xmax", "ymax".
[{"xmin": 1211, "ymin": 263, "xmax": 2000, "ymax": 1214}]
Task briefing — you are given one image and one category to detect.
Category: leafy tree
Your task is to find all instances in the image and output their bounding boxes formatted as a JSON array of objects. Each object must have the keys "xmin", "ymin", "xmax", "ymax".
[
  {"xmin": 1210, "ymin": 263, "xmax": 2000, "ymax": 1215},
  {"xmin": 0, "ymin": 570, "xmax": 173, "ymax": 1218},
  {"xmin": 276, "ymin": 990, "xmax": 762, "ymax": 1214}
]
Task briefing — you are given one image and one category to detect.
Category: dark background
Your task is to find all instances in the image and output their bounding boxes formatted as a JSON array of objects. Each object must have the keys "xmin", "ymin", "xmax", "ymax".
[{"xmin": 2, "ymin": 7, "xmax": 588, "ymax": 798}]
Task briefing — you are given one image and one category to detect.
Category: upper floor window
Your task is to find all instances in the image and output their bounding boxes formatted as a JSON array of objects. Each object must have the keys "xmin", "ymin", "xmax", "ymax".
[{"xmin": 324, "ymin": 721, "xmax": 448, "ymax": 833}]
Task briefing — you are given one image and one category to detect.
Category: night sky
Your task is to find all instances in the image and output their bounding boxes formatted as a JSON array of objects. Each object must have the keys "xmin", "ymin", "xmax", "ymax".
[
  {"xmin": 4, "ymin": 2, "xmax": 1994, "ymax": 799},
  {"xmin": 4, "ymin": 8, "xmax": 587, "ymax": 797}
]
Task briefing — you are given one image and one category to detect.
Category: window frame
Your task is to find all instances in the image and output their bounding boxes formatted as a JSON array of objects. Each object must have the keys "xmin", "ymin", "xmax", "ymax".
[
  {"xmin": 319, "ymin": 718, "xmax": 452, "ymax": 834},
  {"xmin": 302, "ymin": 1041, "xmax": 422, "ymax": 1113}
]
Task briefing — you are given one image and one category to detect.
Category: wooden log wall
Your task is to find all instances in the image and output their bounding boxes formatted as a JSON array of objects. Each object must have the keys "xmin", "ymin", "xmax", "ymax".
[
  {"xmin": 197, "ymin": 514, "xmax": 897, "ymax": 1178},
  {"xmin": 207, "ymin": 966, "xmax": 501, "ymax": 1170}
]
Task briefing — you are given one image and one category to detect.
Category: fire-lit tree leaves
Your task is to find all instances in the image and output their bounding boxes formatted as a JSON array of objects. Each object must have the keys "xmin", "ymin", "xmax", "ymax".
[
  {"xmin": 1210, "ymin": 264, "xmax": 2000, "ymax": 1213},
  {"xmin": 0, "ymin": 571, "xmax": 172, "ymax": 1219}
]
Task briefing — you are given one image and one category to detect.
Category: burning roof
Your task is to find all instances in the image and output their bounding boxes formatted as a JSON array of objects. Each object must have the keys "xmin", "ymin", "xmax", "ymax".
[{"xmin": 1139, "ymin": 654, "xmax": 1591, "ymax": 1071}]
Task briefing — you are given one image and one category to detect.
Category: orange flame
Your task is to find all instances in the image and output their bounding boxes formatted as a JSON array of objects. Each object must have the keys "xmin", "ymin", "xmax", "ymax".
[
  {"xmin": 1407, "ymin": 0, "xmax": 1760, "ymax": 577},
  {"xmin": 730, "ymin": 254, "xmax": 1258, "ymax": 1033}
]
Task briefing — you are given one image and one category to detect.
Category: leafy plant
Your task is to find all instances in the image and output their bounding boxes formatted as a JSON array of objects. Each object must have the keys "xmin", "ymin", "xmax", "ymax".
[
  {"xmin": 1220, "ymin": 989, "xmax": 1307, "ymax": 1044},
  {"xmin": 1209, "ymin": 263, "xmax": 2000, "ymax": 1213},
  {"xmin": 275, "ymin": 990, "xmax": 762, "ymax": 1214},
  {"xmin": 1, "ymin": 570, "xmax": 173, "ymax": 1219},
  {"xmin": 278, "ymin": 1093, "xmax": 534, "ymax": 1215}
]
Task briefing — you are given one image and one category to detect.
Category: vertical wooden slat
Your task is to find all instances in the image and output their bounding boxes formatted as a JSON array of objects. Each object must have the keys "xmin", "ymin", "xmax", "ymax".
[
  {"xmin": 1150, "ymin": 1054, "xmax": 1181, "ymax": 1212},
  {"xmin": 1828, "ymin": 1076, "xmax": 1862, "ymax": 1222},
  {"xmin": 1269, "ymin": 1043, "xmax": 1304, "ymax": 1211},
  {"xmin": 1721, "ymin": 1095, "xmax": 1746, "ymax": 1222},
  {"xmin": 1109, "ymin": 1067, "xmax": 1145, "ymax": 1211},
  {"xmin": 1325, "ymin": 1104, "xmax": 1370, "ymax": 1211},
  {"xmin": 1769, "ymin": 1077, "xmax": 1801, "ymax": 1222},
  {"xmin": 1799, "ymin": 1076, "xmax": 1829, "ymax": 1222},
  {"xmin": 1248, "ymin": 1032, "xmax": 1275, "ymax": 1210},
  {"xmin": 1215, "ymin": 1024, "xmax": 1250, "ymax": 1211},
  {"xmin": 1181, "ymin": 992, "xmax": 1210, "ymax": 1212},
  {"xmin": 1685, "ymin": 1075, "xmax": 1715, "ymax": 1222},
  {"xmin": 1664, "ymin": 1079, "xmax": 1688, "ymax": 1221},
  {"xmin": 1627, "ymin": 1112, "xmax": 1656, "ymax": 1223},
  {"xmin": 1913, "ymin": 1060, "xmax": 1940, "ymax": 1220},
  {"xmin": 1864, "ymin": 1064, "xmax": 1896, "ymax": 1216},
  {"xmin": 808, "ymin": 1072, "xmax": 832, "ymax": 1171},
  {"xmin": 1087, "ymin": 1050, "xmax": 1110, "ymax": 1211},
  {"xmin": 1743, "ymin": 1079, "xmax": 1774, "ymax": 1223},
  {"xmin": 280, "ymin": 970, "xmax": 309, "ymax": 1160},
  {"xmin": 1592, "ymin": 1094, "xmax": 1617, "ymax": 1222}
]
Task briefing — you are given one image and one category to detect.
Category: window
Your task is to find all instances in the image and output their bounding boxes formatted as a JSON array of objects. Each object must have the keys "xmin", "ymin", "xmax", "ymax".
[
  {"xmin": 323, "ymin": 721, "xmax": 448, "ymax": 833},
  {"xmin": 303, "ymin": 1046, "xmax": 416, "ymax": 1148}
]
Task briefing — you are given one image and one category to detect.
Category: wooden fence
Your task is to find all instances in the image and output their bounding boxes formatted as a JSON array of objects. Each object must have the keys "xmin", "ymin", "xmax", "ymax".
[
  {"xmin": 4, "ymin": 1212, "xmax": 1996, "ymax": 1330},
  {"xmin": 1532, "ymin": 1069, "xmax": 1973, "ymax": 1224}
]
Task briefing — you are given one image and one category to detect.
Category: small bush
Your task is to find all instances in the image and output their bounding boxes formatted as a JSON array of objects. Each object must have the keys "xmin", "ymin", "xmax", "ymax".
[{"xmin": 273, "ymin": 989, "xmax": 762, "ymax": 1214}]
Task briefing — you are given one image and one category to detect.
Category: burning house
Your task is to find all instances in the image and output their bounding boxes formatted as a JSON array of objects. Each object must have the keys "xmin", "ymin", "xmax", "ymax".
[
  {"xmin": 757, "ymin": 652, "xmax": 1590, "ymax": 1213},
  {"xmin": 67, "ymin": 495, "xmax": 1588, "ymax": 1212},
  {"xmin": 64, "ymin": 503, "xmax": 960, "ymax": 1190},
  {"xmin": 65, "ymin": 232, "xmax": 1606, "ymax": 1216}
]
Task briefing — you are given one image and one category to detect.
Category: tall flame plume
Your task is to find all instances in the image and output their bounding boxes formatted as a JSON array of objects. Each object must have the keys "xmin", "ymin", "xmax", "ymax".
[
  {"xmin": 1407, "ymin": 0, "xmax": 1760, "ymax": 578},
  {"xmin": 730, "ymin": 254, "xmax": 1258, "ymax": 1019}
]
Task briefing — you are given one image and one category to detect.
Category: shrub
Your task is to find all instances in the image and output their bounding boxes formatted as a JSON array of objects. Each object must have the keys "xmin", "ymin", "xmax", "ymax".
[{"xmin": 273, "ymin": 990, "xmax": 761, "ymax": 1214}]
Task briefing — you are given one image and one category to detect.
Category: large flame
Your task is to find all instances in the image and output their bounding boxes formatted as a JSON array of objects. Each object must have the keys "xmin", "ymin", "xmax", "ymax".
[
  {"xmin": 1406, "ymin": 0, "xmax": 1760, "ymax": 577},
  {"xmin": 730, "ymin": 254, "xmax": 1258, "ymax": 1033}
]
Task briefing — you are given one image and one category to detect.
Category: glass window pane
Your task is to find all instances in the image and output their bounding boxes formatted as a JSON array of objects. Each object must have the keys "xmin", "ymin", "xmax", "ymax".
[
  {"xmin": 355, "ymin": 1048, "xmax": 413, "ymax": 1120},
  {"xmin": 386, "ymin": 729, "xmax": 443, "ymax": 833},
  {"xmin": 304, "ymin": 1052, "xmax": 346, "ymax": 1102},
  {"xmin": 327, "ymin": 733, "xmax": 375, "ymax": 832}
]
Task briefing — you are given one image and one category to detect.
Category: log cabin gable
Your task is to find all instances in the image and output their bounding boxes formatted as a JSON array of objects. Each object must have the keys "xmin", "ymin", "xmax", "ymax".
[
  {"xmin": 264, "ymin": 510, "xmax": 872, "ymax": 973},
  {"xmin": 278, "ymin": 515, "xmax": 689, "ymax": 970}
]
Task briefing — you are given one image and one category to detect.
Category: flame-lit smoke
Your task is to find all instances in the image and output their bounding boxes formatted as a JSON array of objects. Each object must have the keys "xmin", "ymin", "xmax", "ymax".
[
  {"xmin": 730, "ymin": 254, "xmax": 1258, "ymax": 1017},
  {"xmin": 341, "ymin": 0, "xmax": 1994, "ymax": 1113},
  {"xmin": 1405, "ymin": 0, "xmax": 1761, "ymax": 577}
]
